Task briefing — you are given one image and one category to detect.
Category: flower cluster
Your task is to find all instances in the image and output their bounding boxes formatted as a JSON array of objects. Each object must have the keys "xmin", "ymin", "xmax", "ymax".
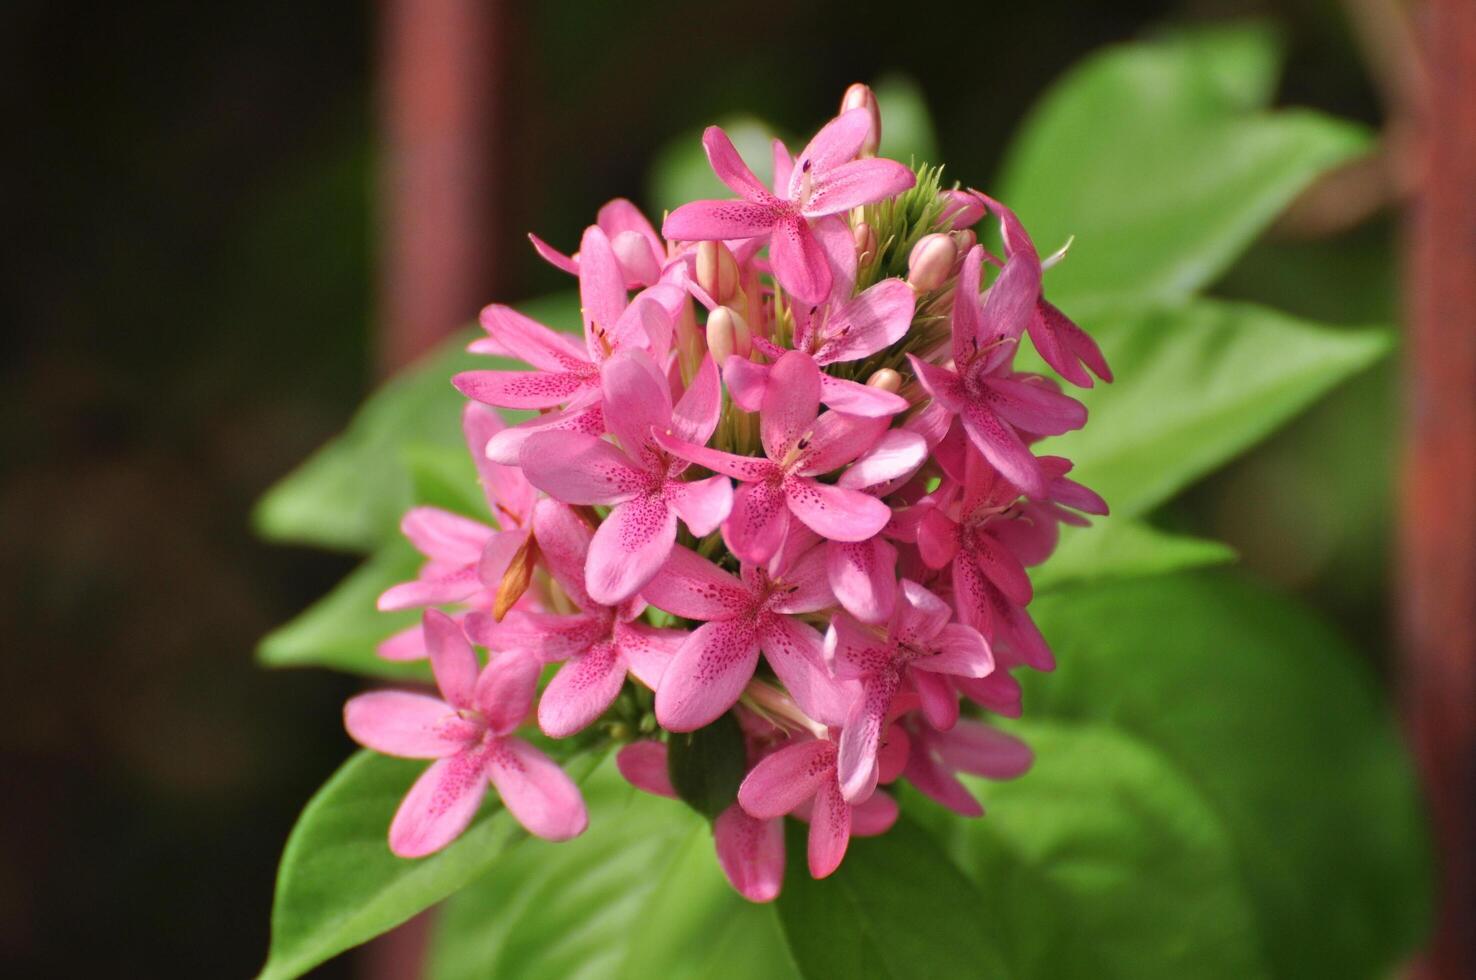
[{"xmin": 345, "ymin": 84, "xmax": 1110, "ymax": 900}]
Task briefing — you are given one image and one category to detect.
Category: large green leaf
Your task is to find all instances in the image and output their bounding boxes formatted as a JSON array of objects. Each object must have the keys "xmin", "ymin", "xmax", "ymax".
[
  {"xmin": 997, "ymin": 23, "xmax": 1371, "ymax": 315},
  {"xmin": 259, "ymin": 749, "xmax": 602, "ymax": 980},
  {"xmin": 912, "ymin": 721, "xmax": 1266, "ymax": 979},
  {"xmin": 1030, "ymin": 299, "xmax": 1390, "ymax": 518},
  {"xmin": 429, "ymin": 759, "xmax": 797, "ymax": 980},
  {"xmin": 256, "ymin": 539, "xmax": 430, "ymax": 683},
  {"xmin": 1026, "ymin": 572, "xmax": 1431, "ymax": 978},
  {"xmin": 774, "ymin": 816, "xmax": 1010, "ymax": 979},
  {"xmin": 252, "ymin": 293, "xmax": 577, "ymax": 553},
  {"xmin": 1032, "ymin": 519, "xmax": 1235, "ymax": 592}
]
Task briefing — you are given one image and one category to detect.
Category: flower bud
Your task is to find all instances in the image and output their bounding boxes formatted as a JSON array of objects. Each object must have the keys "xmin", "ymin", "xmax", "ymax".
[
  {"xmin": 907, "ymin": 233, "xmax": 957, "ymax": 292},
  {"xmin": 696, "ymin": 241, "xmax": 740, "ymax": 305},
  {"xmin": 853, "ymin": 221, "xmax": 878, "ymax": 266},
  {"xmin": 706, "ymin": 306, "xmax": 752, "ymax": 363},
  {"xmin": 949, "ymin": 228, "xmax": 977, "ymax": 254},
  {"xmin": 937, "ymin": 189, "xmax": 985, "ymax": 229},
  {"xmin": 867, "ymin": 368, "xmax": 903, "ymax": 393},
  {"xmin": 840, "ymin": 83, "xmax": 881, "ymax": 158}
]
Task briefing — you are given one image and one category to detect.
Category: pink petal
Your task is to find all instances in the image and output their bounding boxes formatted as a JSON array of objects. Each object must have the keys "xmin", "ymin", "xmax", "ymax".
[
  {"xmin": 484, "ymin": 401, "xmax": 604, "ymax": 465},
  {"xmin": 937, "ymin": 719, "xmax": 1034, "ymax": 779},
  {"xmin": 827, "ymin": 613, "xmax": 892, "ymax": 680},
  {"xmin": 663, "ymin": 199, "xmax": 779, "ymax": 241},
  {"xmin": 783, "ymin": 477, "xmax": 891, "ymax": 543},
  {"xmin": 724, "ymin": 479, "xmax": 792, "ymax": 564},
  {"xmin": 973, "ymin": 530, "xmax": 1034, "ymax": 605},
  {"xmin": 388, "ymin": 747, "xmax": 493, "ymax": 857},
  {"xmin": 463, "ymin": 405, "xmax": 536, "ymax": 525},
  {"xmin": 950, "ymin": 246, "xmax": 987, "ymax": 364},
  {"xmin": 722, "ymin": 355, "xmax": 769, "ymax": 412},
  {"xmin": 791, "ymin": 107, "xmax": 873, "ymax": 188},
  {"xmin": 610, "ymin": 292, "xmax": 673, "ymax": 359},
  {"xmin": 640, "ymin": 544, "xmax": 751, "ymax": 620},
  {"xmin": 848, "ymin": 788, "xmax": 899, "ymax": 837},
  {"xmin": 616, "ymin": 740, "xmax": 677, "ymax": 798},
  {"xmin": 999, "ymin": 599, "xmax": 1056, "ymax": 672},
  {"xmin": 803, "ymin": 158, "xmax": 916, "ymax": 217},
  {"xmin": 838, "ymin": 675, "xmax": 897, "ymax": 802},
  {"xmin": 913, "ymin": 668, "xmax": 959, "ymax": 730},
  {"xmin": 614, "ymin": 620, "xmax": 685, "ymax": 690},
  {"xmin": 959, "ymin": 400, "xmax": 1046, "ymax": 499},
  {"xmin": 399, "ymin": 506, "xmax": 492, "ymax": 565},
  {"xmin": 477, "ymin": 304, "xmax": 588, "ymax": 373},
  {"xmin": 757, "ymin": 614, "xmax": 829, "ymax": 703},
  {"xmin": 600, "ymin": 349, "xmax": 673, "ymax": 463},
  {"xmin": 981, "ymin": 377, "xmax": 1087, "ymax": 436},
  {"xmin": 671, "ymin": 354, "xmax": 722, "ymax": 446},
  {"xmin": 453, "ymin": 369, "xmax": 588, "ymax": 410},
  {"xmin": 484, "ymin": 609, "xmax": 606, "ymax": 661},
  {"xmin": 956, "ymin": 670, "xmax": 1023, "ymax": 718},
  {"xmin": 920, "ymin": 623, "xmax": 995, "ymax": 678},
  {"xmin": 906, "ymin": 355, "xmax": 966, "ymax": 411},
  {"xmin": 894, "ymin": 579, "xmax": 954, "ymax": 646},
  {"xmin": 654, "ymin": 617, "xmax": 762, "ymax": 731},
  {"xmin": 486, "ymin": 737, "xmax": 589, "ymax": 841},
  {"xmin": 714, "ymin": 805, "xmax": 786, "ymax": 902},
  {"xmin": 579, "ymin": 225, "xmax": 629, "ymax": 358},
  {"xmin": 609, "ymin": 230, "xmax": 662, "ymax": 287},
  {"xmin": 951, "ymin": 551, "xmax": 995, "ymax": 637},
  {"xmin": 807, "ymin": 779, "xmax": 853, "ymax": 878},
  {"xmin": 817, "ymin": 375, "xmax": 909, "ymax": 418},
  {"xmin": 771, "ymin": 138, "xmax": 795, "ymax": 197},
  {"xmin": 669, "ymin": 474, "xmax": 734, "ymax": 537},
  {"xmin": 915, "ymin": 507, "xmax": 960, "ymax": 570},
  {"xmin": 810, "ymin": 214, "xmax": 858, "ymax": 298},
  {"xmin": 703, "ymin": 125, "xmax": 773, "ymax": 201},
  {"xmin": 1056, "ymin": 302, "xmax": 1114, "ymax": 382},
  {"xmin": 906, "ymin": 742, "xmax": 984, "ymax": 817},
  {"xmin": 377, "ymin": 564, "xmax": 483, "ymax": 612},
  {"xmin": 530, "ymin": 500, "xmax": 596, "ymax": 609},
  {"xmin": 766, "ymin": 542, "xmax": 838, "ymax": 614},
  {"xmin": 760, "ymin": 351, "xmax": 822, "ymax": 462},
  {"xmin": 652, "ymin": 429, "xmax": 778, "ymax": 482},
  {"xmin": 526, "ymin": 233, "xmax": 581, "ymax": 277},
  {"xmin": 344, "ymin": 691, "xmax": 475, "ymax": 759},
  {"xmin": 738, "ymin": 738, "xmax": 836, "ymax": 819},
  {"xmin": 796, "ymin": 411, "xmax": 889, "ymax": 476},
  {"xmin": 1027, "ymin": 298, "xmax": 1094, "ymax": 388},
  {"xmin": 597, "ymin": 197, "xmax": 664, "ymax": 260},
  {"xmin": 769, "ymin": 214, "xmax": 832, "ymax": 305},
  {"xmin": 877, "ymin": 724, "xmax": 911, "ymax": 783},
  {"xmin": 377, "ymin": 621, "xmax": 429, "ymax": 662},
  {"xmin": 537, "ymin": 640, "xmax": 628, "ymax": 737},
  {"xmin": 976, "ymin": 252, "xmax": 1042, "ymax": 356},
  {"xmin": 827, "ymin": 537, "xmax": 898, "ymax": 624},
  {"xmin": 475, "ymin": 650, "xmax": 542, "ymax": 736},
  {"xmin": 519, "ymin": 430, "xmax": 647, "ymax": 506},
  {"xmin": 424, "ymin": 609, "xmax": 480, "ymax": 709},
  {"xmin": 585, "ymin": 494, "xmax": 679, "ymax": 605},
  {"xmin": 840, "ymin": 431, "xmax": 928, "ymax": 492}
]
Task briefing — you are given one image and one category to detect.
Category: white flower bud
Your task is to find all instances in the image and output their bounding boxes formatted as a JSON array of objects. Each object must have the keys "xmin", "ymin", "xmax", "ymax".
[
  {"xmin": 706, "ymin": 306, "xmax": 752, "ymax": 363},
  {"xmin": 696, "ymin": 241, "xmax": 739, "ymax": 304},
  {"xmin": 840, "ymin": 83, "xmax": 881, "ymax": 158},
  {"xmin": 907, "ymin": 233, "xmax": 957, "ymax": 292},
  {"xmin": 867, "ymin": 368, "xmax": 903, "ymax": 393}
]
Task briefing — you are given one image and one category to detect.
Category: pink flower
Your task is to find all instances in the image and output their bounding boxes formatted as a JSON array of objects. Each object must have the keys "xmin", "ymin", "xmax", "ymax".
[
  {"xmin": 529, "ymin": 198, "xmax": 668, "ymax": 289},
  {"xmin": 641, "ymin": 543, "xmax": 838, "ymax": 732},
  {"xmin": 616, "ymin": 740, "xmax": 786, "ymax": 903},
  {"xmin": 737, "ymin": 732, "xmax": 903, "ymax": 878},
  {"xmin": 662, "ymin": 109, "xmax": 914, "ymax": 304},
  {"xmin": 473, "ymin": 500, "xmax": 684, "ymax": 737},
  {"xmin": 656, "ymin": 351, "xmax": 892, "ymax": 564},
  {"xmin": 907, "ymin": 245, "xmax": 1088, "ymax": 498},
  {"xmin": 827, "ymin": 580, "xmax": 994, "ymax": 801},
  {"xmin": 518, "ymin": 350, "xmax": 732, "ymax": 604},
  {"xmin": 344, "ymin": 610, "xmax": 588, "ymax": 856},
  {"xmin": 902, "ymin": 716, "xmax": 1033, "ymax": 817},
  {"xmin": 453, "ymin": 225, "xmax": 673, "ymax": 412},
  {"xmin": 377, "ymin": 404, "xmax": 535, "ymax": 621}
]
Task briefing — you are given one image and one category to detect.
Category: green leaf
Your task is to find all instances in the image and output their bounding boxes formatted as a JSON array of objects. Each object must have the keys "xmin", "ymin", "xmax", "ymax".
[
  {"xmin": 429, "ymin": 758, "xmax": 797, "ymax": 980},
  {"xmin": 668, "ymin": 713, "xmax": 748, "ymax": 820},
  {"xmin": 259, "ymin": 749, "xmax": 603, "ymax": 980},
  {"xmin": 252, "ymin": 293, "xmax": 576, "ymax": 553},
  {"xmin": 256, "ymin": 540, "xmax": 430, "ymax": 682},
  {"xmin": 1026, "ymin": 572, "xmax": 1431, "ymax": 978},
  {"xmin": 1032, "ymin": 520, "xmax": 1235, "ymax": 592},
  {"xmin": 997, "ymin": 23, "xmax": 1371, "ymax": 314},
  {"xmin": 1030, "ymin": 299, "xmax": 1391, "ymax": 518},
  {"xmin": 775, "ymin": 816, "xmax": 1009, "ymax": 979},
  {"xmin": 403, "ymin": 442, "xmax": 484, "ymax": 521},
  {"xmin": 914, "ymin": 721, "xmax": 1266, "ymax": 979}
]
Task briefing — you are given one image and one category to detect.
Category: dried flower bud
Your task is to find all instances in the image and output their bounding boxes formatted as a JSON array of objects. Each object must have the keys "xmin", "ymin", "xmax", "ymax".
[
  {"xmin": 866, "ymin": 368, "xmax": 903, "ymax": 393},
  {"xmin": 840, "ymin": 83, "xmax": 881, "ymax": 158},
  {"xmin": 696, "ymin": 241, "xmax": 740, "ymax": 304},
  {"xmin": 493, "ymin": 534, "xmax": 540, "ymax": 621},
  {"xmin": 907, "ymin": 233, "xmax": 957, "ymax": 292}
]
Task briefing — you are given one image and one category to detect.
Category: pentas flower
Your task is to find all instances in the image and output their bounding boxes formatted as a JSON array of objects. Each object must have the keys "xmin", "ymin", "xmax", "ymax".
[
  {"xmin": 345, "ymin": 610, "xmax": 587, "ymax": 855},
  {"xmin": 518, "ymin": 350, "xmax": 730, "ymax": 604},
  {"xmin": 474, "ymin": 500, "xmax": 683, "ymax": 737},
  {"xmin": 828, "ymin": 580, "xmax": 994, "ymax": 801},
  {"xmin": 656, "ymin": 351, "xmax": 891, "ymax": 563},
  {"xmin": 663, "ymin": 108, "xmax": 915, "ymax": 304},
  {"xmin": 346, "ymin": 84, "xmax": 1117, "ymax": 896}
]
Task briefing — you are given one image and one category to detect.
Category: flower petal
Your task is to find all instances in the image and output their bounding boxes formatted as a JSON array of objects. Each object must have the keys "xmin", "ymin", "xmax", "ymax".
[
  {"xmin": 344, "ymin": 691, "xmax": 474, "ymax": 759},
  {"xmin": 452, "ymin": 369, "xmax": 588, "ymax": 410},
  {"xmin": 795, "ymin": 411, "xmax": 889, "ymax": 476},
  {"xmin": 388, "ymin": 748, "xmax": 492, "ymax": 857},
  {"xmin": 702, "ymin": 125, "xmax": 773, "ymax": 201},
  {"xmin": 807, "ymin": 779, "xmax": 853, "ymax": 878},
  {"xmin": 937, "ymin": 719, "xmax": 1034, "ymax": 779},
  {"xmin": 783, "ymin": 477, "xmax": 891, "ymax": 543},
  {"xmin": 803, "ymin": 158, "xmax": 916, "ymax": 217},
  {"xmin": 600, "ymin": 348, "xmax": 673, "ymax": 464},
  {"xmin": 671, "ymin": 354, "xmax": 722, "ymax": 446},
  {"xmin": 663, "ymin": 199, "xmax": 778, "ymax": 241},
  {"xmin": 791, "ymin": 107, "xmax": 872, "ymax": 187},
  {"xmin": 399, "ymin": 506, "xmax": 492, "ymax": 565},
  {"xmin": 848, "ymin": 788, "xmax": 899, "ymax": 837},
  {"xmin": 616, "ymin": 740, "xmax": 677, "ymax": 798},
  {"xmin": 817, "ymin": 375, "xmax": 909, "ymax": 418},
  {"xmin": 837, "ymin": 675, "xmax": 897, "ymax": 802},
  {"xmin": 474, "ymin": 650, "xmax": 542, "ymax": 735},
  {"xmin": 654, "ymin": 618, "xmax": 762, "ymax": 731},
  {"xmin": 520, "ymin": 431, "xmax": 646, "ymax": 506},
  {"xmin": 530, "ymin": 499, "xmax": 596, "ymax": 607},
  {"xmin": 487, "ymin": 737, "xmax": 589, "ymax": 841},
  {"xmin": 981, "ymin": 377, "xmax": 1087, "ymax": 436},
  {"xmin": 958, "ymin": 400, "xmax": 1045, "ymax": 499},
  {"xmin": 424, "ymin": 609, "xmax": 480, "ymax": 709},
  {"xmin": 827, "ymin": 537, "xmax": 898, "ymax": 624},
  {"xmin": 839, "ymin": 430, "xmax": 929, "ymax": 491},
  {"xmin": 760, "ymin": 351, "xmax": 822, "ymax": 462},
  {"xmin": 920, "ymin": 623, "xmax": 995, "ymax": 679},
  {"xmin": 640, "ymin": 544, "xmax": 751, "ymax": 620},
  {"xmin": 615, "ymin": 620, "xmax": 685, "ymax": 690},
  {"xmin": 913, "ymin": 668, "xmax": 959, "ymax": 730},
  {"xmin": 714, "ymin": 805, "xmax": 785, "ymax": 902},
  {"xmin": 652, "ymin": 429, "xmax": 778, "ymax": 482},
  {"xmin": 377, "ymin": 564, "xmax": 483, "ymax": 613},
  {"xmin": 669, "ymin": 474, "xmax": 733, "ymax": 537},
  {"xmin": 463, "ymin": 404, "xmax": 536, "ymax": 525},
  {"xmin": 769, "ymin": 214, "xmax": 832, "ymax": 305},
  {"xmin": 738, "ymin": 739, "xmax": 835, "ymax": 819},
  {"xmin": 537, "ymin": 640, "xmax": 628, "ymax": 738},
  {"xmin": 476, "ymin": 304, "xmax": 588, "ymax": 373},
  {"xmin": 484, "ymin": 400, "xmax": 604, "ymax": 465},
  {"xmin": 724, "ymin": 479, "xmax": 791, "ymax": 564},
  {"xmin": 585, "ymin": 494, "xmax": 679, "ymax": 605}
]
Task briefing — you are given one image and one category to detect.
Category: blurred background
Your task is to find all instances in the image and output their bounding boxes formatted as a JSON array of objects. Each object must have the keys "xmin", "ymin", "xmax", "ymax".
[{"xmin": 0, "ymin": 0, "xmax": 1443, "ymax": 976}]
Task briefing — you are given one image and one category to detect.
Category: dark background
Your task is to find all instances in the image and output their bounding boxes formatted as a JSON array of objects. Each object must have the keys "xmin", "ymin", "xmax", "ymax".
[{"xmin": 0, "ymin": 1, "xmax": 1385, "ymax": 975}]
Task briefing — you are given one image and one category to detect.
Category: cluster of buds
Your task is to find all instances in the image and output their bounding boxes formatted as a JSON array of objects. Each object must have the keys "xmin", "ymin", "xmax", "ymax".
[{"xmin": 346, "ymin": 84, "xmax": 1112, "ymax": 900}]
